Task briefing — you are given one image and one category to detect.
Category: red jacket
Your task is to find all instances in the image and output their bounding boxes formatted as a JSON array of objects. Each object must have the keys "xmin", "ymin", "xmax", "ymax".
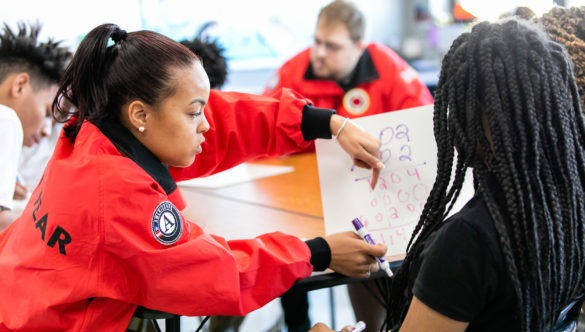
[
  {"xmin": 0, "ymin": 89, "xmax": 318, "ymax": 331},
  {"xmin": 263, "ymin": 42, "xmax": 433, "ymax": 118}
]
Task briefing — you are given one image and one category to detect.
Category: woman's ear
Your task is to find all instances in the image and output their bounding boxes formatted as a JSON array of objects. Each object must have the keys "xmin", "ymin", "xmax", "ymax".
[{"xmin": 126, "ymin": 100, "xmax": 148, "ymax": 133}]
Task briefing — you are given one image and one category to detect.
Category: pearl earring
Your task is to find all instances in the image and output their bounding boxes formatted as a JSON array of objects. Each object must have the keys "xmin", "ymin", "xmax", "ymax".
[{"xmin": 138, "ymin": 126, "xmax": 145, "ymax": 133}]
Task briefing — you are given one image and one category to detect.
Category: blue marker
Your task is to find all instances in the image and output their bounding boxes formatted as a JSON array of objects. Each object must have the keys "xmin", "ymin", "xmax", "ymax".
[{"xmin": 352, "ymin": 218, "xmax": 393, "ymax": 277}]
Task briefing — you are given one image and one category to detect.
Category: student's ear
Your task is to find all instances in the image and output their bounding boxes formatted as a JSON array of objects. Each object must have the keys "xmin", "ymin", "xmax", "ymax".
[
  {"xmin": 126, "ymin": 100, "xmax": 148, "ymax": 134},
  {"xmin": 9, "ymin": 73, "xmax": 30, "ymax": 97}
]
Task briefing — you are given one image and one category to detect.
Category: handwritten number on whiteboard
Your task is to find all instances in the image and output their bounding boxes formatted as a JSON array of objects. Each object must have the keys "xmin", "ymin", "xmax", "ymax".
[
  {"xmin": 380, "ymin": 148, "xmax": 392, "ymax": 164},
  {"xmin": 379, "ymin": 177, "xmax": 388, "ymax": 190},
  {"xmin": 399, "ymin": 145, "xmax": 412, "ymax": 161},
  {"xmin": 406, "ymin": 167, "xmax": 421, "ymax": 180},
  {"xmin": 379, "ymin": 127, "xmax": 394, "ymax": 145},
  {"xmin": 395, "ymin": 124, "xmax": 410, "ymax": 142}
]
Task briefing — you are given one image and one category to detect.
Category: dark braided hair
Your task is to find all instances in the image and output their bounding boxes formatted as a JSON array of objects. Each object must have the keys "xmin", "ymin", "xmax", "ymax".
[
  {"xmin": 180, "ymin": 37, "xmax": 228, "ymax": 89},
  {"xmin": 386, "ymin": 18, "xmax": 585, "ymax": 332},
  {"xmin": 0, "ymin": 21, "xmax": 70, "ymax": 88},
  {"xmin": 536, "ymin": 6, "xmax": 585, "ymax": 110}
]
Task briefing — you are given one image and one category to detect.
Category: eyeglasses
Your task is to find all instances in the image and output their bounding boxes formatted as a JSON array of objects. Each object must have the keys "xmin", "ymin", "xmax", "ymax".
[{"xmin": 313, "ymin": 37, "xmax": 350, "ymax": 53}]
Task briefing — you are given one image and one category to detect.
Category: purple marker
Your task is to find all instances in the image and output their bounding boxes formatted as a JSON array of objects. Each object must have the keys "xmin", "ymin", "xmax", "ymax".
[{"xmin": 352, "ymin": 218, "xmax": 393, "ymax": 277}]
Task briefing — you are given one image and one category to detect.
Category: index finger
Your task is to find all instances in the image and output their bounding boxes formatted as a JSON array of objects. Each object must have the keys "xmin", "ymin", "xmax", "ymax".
[
  {"xmin": 355, "ymin": 148, "xmax": 384, "ymax": 171},
  {"xmin": 370, "ymin": 166, "xmax": 381, "ymax": 190}
]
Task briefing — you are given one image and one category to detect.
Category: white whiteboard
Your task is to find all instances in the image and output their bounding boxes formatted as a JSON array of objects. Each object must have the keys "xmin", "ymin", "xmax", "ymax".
[{"xmin": 316, "ymin": 105, "xmax": 474, "ymax": 259}]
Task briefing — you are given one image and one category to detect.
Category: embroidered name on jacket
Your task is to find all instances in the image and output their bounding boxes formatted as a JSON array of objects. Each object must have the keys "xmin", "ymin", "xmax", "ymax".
[
  {"xmin": 151, "ymin": 201, "xmax": 182, "ymax": 245},
  {"xmin": 32, "ymin": 191, "xmax": 72, "ymax": 255}
]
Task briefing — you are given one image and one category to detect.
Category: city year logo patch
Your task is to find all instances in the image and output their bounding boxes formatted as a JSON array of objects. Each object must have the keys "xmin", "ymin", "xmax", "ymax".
[
  {"xmin": 343, "ymin": 88, "xmax": 370, "ymax": 116},
  {"xmin": 151, "ymin": 201, "xmax": 182, "ymax": 245}
]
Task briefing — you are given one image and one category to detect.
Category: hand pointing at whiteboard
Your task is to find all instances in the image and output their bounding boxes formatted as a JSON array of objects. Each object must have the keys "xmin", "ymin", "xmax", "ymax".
[{"xmin": 330, "ymin": 114, "xmax": 384, "ymax": 189}]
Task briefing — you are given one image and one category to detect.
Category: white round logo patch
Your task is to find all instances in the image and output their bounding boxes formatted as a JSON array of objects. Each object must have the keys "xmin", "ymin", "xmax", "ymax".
[
  {"xmin": 151, "ymin": 201, "xmax": 182, "ymax": 245},
  {"xmin": 342, "ymin": 88, "xmax": 370, "ymax": 116}
]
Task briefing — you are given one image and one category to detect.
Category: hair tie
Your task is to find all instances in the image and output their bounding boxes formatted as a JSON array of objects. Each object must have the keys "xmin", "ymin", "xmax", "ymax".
[{"xmin": 111, "ymin": 28, "xmax": 127, "ymax": 44}]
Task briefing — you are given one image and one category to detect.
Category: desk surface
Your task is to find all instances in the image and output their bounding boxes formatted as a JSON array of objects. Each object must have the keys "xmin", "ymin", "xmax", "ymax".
[{"xmin": 180, "ymin": 152, "xmax": 325, "ymax": 240}]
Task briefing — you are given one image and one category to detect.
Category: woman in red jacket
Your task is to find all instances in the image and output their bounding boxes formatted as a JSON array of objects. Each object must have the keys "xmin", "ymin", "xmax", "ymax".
[{"xmin": 0, "ymin": 24, "xmax": 386, "ymax": 331}]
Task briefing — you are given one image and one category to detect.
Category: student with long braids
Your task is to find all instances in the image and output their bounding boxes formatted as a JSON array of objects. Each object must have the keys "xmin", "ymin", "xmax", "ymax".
[
  {"xmin": 311, "ymin": 18, "xmax": 585, "ymax": 332},
  {"xmin": 385, "ymin": 18, "xmax": 585, "ymax": 332}
]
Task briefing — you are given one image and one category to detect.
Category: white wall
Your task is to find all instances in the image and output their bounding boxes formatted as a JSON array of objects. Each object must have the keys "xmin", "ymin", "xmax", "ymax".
[
  {"xmin": 0, "ymin": 0, "xmax": 403, "ymax": 93},
  {"xmin": 0, "ymin": 0, "xmax": 142, "ymax": 50},
  {"xmin": 0, "ymin": 0, "xmax": 401, "ymax": 54}
]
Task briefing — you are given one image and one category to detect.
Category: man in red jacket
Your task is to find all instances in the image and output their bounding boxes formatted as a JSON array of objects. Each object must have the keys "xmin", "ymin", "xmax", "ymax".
[
  {"xmin": 263, "ymin": 1, "xmax": 433, "ymax": 119},
  {"xmin": 263, "ymin": 1, "xmax": 434, "ymax": 330}
]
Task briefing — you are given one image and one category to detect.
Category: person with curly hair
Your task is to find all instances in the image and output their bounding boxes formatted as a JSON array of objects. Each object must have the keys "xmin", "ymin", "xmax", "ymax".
[
  {"xmin": 500, "ymin": 6, "xmax": 536, "ymax": 20},
  {"xmin": 180, "ymin": 37, "xmax": 228, "ymax": 90},
  {"xmin": 536, "ymin": 6, "xmax": 585, "ymax": 110},
  {"xmin": 0, "ymin": 21, "xmax": 70, "ymax": 229}
]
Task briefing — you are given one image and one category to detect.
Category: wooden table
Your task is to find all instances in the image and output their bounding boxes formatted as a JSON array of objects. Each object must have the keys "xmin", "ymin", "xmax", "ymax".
[{"xmin": 180, "ymin": 152, "xmax": 325, "ymax": 240}]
